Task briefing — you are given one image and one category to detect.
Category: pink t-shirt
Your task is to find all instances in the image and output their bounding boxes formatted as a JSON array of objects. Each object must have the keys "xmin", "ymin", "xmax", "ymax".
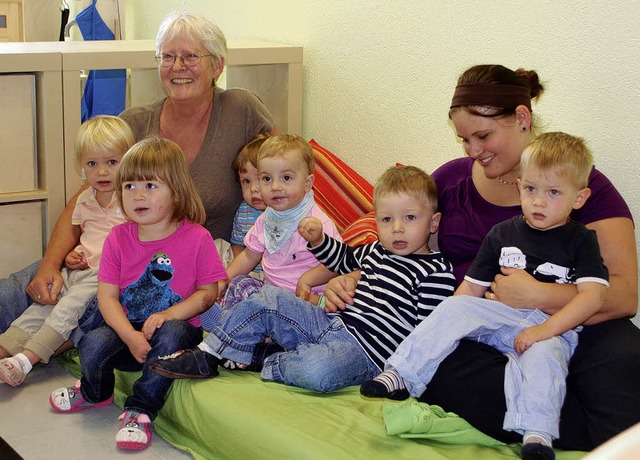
[
  {"xmin": 71, "ymin": 188, "xmax": 126, "ymax": 268},
  {"xmin": 99, "ymin": 220, "xmax": 227, "ymax": 327},
  {"xmin": 244, "ymin": 204, "xmax": 342, "ymax": 294}
]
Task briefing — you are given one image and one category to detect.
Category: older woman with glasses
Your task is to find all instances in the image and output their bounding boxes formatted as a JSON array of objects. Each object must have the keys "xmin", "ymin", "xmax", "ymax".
[
  {"xmin": 121, "ymin": 10, "xmax": 275, "ymax": 242},
  {"xmin": 0, "ymin": 11, "xmax": 275, "ymax": 341}
]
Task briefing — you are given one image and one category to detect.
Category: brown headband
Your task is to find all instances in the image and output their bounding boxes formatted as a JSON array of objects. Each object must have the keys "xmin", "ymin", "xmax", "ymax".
[{"xmin": 450, "ymin": 84, "xmax": 532, "ymax": 110}]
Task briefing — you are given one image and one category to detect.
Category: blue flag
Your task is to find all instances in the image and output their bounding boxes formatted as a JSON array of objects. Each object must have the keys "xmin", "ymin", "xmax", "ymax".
[{"xmin": 75, "ymin": 0, "xmax": 126, "ymax": 121}]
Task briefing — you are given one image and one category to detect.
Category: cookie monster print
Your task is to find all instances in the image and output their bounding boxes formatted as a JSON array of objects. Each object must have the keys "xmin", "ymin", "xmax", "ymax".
[{"xmin": 120, "ymin": 253, "xmax": 183, "ymax": 322}]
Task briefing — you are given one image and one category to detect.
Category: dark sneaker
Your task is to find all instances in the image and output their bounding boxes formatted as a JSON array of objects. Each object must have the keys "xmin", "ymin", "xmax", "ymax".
[
  {"xmin": 521, "ymin": 442, "xmax": 555, "ymax": 460},
  {"xmin": 149, "ymin": 348, "xmax": 220, "ymax": 379}
]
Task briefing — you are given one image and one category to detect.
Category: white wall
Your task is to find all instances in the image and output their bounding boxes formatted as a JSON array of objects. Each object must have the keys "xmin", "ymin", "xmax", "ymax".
[{"xmin": 121, "ymin": 0, "xmax": 640, "ymax": 314}]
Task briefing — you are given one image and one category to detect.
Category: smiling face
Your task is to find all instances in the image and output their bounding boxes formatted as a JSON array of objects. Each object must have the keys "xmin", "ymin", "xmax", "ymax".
[
  {"xmin": 450, "ymin": 108, "xmax": 532, "ymax": 182},
  {"xmin": 375, "ymin": 192, "xmax": 440, "ymax": 256},
  {"xmin": 258, "ymin": 150, "xmax": 313, "ymax": 211},
  {"xmin": 517, "ymin": 165, "xmax": 590, "ymax": 231},
  {"xmin": 239, "ymin": 161, "xmax": 266, "ymax": 211},
  {"xmin": 81, "ymin": 147, "xmax": 124, "ymax": 202},
  {"xmin": 121, "ymin": 179, "xmax": 176, "ymax": 232},
  {"xmin": 158, "ymin": 34, "xmax": 223, "ymax": 102}
]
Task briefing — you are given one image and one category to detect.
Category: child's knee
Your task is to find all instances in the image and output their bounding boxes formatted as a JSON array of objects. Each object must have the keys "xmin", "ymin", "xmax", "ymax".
[
  {"xmin": 152, "ymin": 320, "xmax": 200, "ymax": 352},
  {"xmin": 264, "ymin": 346, "xmax": 368, "ymax": 393}
]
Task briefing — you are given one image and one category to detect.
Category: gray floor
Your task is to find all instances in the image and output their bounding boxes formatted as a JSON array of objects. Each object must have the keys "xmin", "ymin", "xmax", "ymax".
[{"xmin": 0, "ymin": 358, "xmax": 193, "ymax": 459}]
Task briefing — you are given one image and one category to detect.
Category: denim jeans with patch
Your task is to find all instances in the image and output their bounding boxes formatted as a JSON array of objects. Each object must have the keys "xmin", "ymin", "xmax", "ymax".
[{"xmin": 203, "ymin": 285, "xmax": 378, "ymax": 393}]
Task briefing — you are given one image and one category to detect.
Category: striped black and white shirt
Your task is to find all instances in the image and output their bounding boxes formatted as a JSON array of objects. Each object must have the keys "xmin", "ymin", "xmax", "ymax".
[{"xmin": 309, "ymin": 236, "xmax": 456, "ymax": 371}]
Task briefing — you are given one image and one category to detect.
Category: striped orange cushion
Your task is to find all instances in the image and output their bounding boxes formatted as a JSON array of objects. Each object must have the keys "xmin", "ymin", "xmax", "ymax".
[
  {"xmin": 341, "ymin": 211, "xmax": 378, "ymax": 247},
  {"xmin": 311, "ymin": 139, "xmax": 374, "ymax": 233}
]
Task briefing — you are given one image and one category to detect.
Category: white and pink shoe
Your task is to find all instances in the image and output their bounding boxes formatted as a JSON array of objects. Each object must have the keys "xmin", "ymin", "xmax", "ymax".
[
  {"xmin": 49, "ymin": 380, "xmax": 114, "ymax": 413},
  {"xmin": 116, "ymin": 410, "xmax": 153, "ymax": 450}
]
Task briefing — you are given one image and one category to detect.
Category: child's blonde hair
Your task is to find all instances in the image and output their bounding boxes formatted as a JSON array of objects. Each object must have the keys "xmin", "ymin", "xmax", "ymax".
[
  {"xmin": 232, "ymin": 133, "xmax": 271, "ymax": 180},
  {"xmin": 373, "ymin": 165, "xmax": 438, "ymax": 213},
  {"xmin": 116, "ymin": 137, "xmax": 206, "ymax": 225},
  {"xmin": 258, "ymin": 134, "xmax": 315, "ymax": 175},
  {"xmin": 74, "ymin": 115, "xmax": 135, "ymax": 170},
  {"xmin": 520, "ymin": 132, "xmax": 593, "ymax": 189}
]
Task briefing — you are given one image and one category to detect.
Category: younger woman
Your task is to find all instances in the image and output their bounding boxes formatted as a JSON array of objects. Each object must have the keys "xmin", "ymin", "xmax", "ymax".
[
  {"xmin": 0, "ymin": 115, "xmax": 134, "ymax": 387},
  {"xmin": 49, "ymin": 137, "xmax": 227, "ymax": 451}
]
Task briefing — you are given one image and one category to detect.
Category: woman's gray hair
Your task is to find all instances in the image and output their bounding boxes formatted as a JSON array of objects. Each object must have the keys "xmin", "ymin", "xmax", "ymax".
[{"xmin": 156, "ymin": 11, "xmax": 228, "ymax": 66}]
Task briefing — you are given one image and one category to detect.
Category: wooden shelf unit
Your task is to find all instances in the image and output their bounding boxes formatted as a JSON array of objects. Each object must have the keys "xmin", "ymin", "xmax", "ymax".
[{"xmin": 0, "ymin": 39, "xmax": 302, "ymax": 276}]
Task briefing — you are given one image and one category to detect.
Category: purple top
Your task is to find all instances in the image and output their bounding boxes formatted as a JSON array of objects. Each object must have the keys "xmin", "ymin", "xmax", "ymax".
[{"xmin": 432, "ymin": 157, "xmax": 633, "ymax": 285}]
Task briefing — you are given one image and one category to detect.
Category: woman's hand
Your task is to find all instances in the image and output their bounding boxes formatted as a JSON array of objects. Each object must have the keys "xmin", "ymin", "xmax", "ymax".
[
  {"xmin": 323, "ymin": 272, "xmax": 360, "ymax": 312},
  {"xmin": 488, "ymin": 267, "xmax": 544, "ymax": 308},
  {"xmin": 26, "ymin": 264, "xmax": 63, "ymax": 305}
]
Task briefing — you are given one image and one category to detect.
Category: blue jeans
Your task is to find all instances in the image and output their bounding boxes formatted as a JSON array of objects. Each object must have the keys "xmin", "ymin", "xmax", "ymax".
[
  {"xmin": 0, "ymin": 260, "xmax": 104, "ymax": 345},
  {"xmin": 0, "ymin": 261, "xmax": 39, "ymax": 332},
  {"xmin": 388, "ymin": 295, "xmax": 577, "ymax": 438},
  {"xmin": 203, "ymin": 285, "xmax": 378, "ymax": 392},
  {"xmin": 78, "ymin": 319, "xmax": 202, "ymax": 419}
]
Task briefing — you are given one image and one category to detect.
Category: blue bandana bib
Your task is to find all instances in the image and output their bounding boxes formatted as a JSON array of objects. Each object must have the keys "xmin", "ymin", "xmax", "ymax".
[{"xmin": 263, "ymin": 191, "xmax": 315, "ymax": 254}]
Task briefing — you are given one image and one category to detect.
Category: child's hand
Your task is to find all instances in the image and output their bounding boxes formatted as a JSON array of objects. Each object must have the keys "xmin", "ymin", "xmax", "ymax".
[
  {"xmin": 65, "ymin": 250, "xmax": 88, "ymax": 270},
  {"xmin": 298, "ymin": 217, "xmax": 324, "ymax": 246},
  {"xmin": 142, "ymin": 311, "xmax": 175, "ymax": 340},
  {"xmin": 514, "ymin": 324, "xmax": 551, "ymax": 354},
  {"xmin": 124, "ymin": 330, "xmax": 152, "ymax": 363},
  {"xmin": 296, "ymin": 283, "xmax": 322, "ymax": 306},
  {"xmin": 296, "ymin": 281, "xmax": 312, "ymax": 301}
]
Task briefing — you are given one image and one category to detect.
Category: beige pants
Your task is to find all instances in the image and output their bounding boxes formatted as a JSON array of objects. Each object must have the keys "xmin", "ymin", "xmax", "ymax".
[{"xmin": 0, "ymin": 267, "xmax": 98, "ymax": 363}]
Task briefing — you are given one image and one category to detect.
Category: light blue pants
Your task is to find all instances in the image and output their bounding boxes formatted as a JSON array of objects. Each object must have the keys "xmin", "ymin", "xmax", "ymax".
[
  {"xmin": 203, "ymin": 285, "xmax": 379, "ymax": 392},
  {"xmin": 388, "ymin": 295, "xmax": 578, "ymax": 438}
]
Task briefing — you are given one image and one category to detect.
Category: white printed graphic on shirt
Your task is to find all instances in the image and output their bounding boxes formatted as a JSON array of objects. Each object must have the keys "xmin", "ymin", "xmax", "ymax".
[
  {"xmin": 533, "ymin": 262, "xmax": 572, "ymax": 284},
  {"xmin": 499, "ymin": 247, "xmax": 527, "ymax": 269},
  {"xmin": 500, "ymin": 246, "xmax": 572, "ymax": 284}
]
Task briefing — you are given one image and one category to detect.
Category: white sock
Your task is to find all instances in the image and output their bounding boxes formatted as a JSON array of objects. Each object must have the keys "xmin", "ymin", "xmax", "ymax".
[
  {"xmin": 12, "ymin": 353, "xmax": 33, "ymax": 374},
  {"xmin": 523, "ymin": 431, "xmax": 553, "ymax": 447}
]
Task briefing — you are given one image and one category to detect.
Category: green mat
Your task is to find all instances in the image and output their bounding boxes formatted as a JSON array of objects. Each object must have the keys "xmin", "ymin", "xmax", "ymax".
[{"xmin": 57, "ymin": 350, "xmax": 586, "ymax": 460}]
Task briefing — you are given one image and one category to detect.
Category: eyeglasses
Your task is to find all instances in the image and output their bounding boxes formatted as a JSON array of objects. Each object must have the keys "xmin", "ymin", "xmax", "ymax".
[{"xmin": 155, "ymin": 53, "xmax": 214, "ymax": 67}]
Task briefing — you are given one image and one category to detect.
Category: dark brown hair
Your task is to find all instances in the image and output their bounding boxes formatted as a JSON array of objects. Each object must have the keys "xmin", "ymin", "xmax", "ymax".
[
  {"xmin": 451, "ymin": 64, "xmax": 544, "ymax": 119},
  {"xmin": 231, "ymin": 133, "xmax": 272, "ymax": 180}
]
